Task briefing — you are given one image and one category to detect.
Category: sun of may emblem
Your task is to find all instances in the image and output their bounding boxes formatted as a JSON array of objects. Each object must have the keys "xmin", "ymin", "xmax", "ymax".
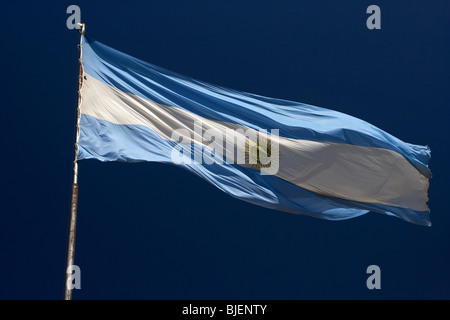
[{"xmin": 245, "ymin": 133, "xmax": 279, "ymax": 170}]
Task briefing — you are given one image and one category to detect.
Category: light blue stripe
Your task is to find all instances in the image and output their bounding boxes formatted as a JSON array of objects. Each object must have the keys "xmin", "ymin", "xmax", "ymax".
[
  {"xmin": 81, "ymin": 35, "xmax": 431, "ymax": 178},
  {"xmin": 78, "ymin": 114, "xmax": 430, "ymax": 226}
]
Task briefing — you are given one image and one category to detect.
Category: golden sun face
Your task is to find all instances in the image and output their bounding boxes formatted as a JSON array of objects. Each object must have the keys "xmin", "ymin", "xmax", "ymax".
[{"xmin": 245, "ymin": 134, "xmax": 279, "ymax": 171}]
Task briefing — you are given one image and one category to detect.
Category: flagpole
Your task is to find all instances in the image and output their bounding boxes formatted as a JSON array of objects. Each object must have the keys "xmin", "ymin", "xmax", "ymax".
[{"xmin": 65, "ymin": 22, "xmax": 85, "ymax": 300}]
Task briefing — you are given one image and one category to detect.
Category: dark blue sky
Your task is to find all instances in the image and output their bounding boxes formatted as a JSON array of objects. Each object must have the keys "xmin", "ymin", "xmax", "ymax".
[{"xmin": 1, "ymin": 1, "xmax": 449, "ymax": 299}]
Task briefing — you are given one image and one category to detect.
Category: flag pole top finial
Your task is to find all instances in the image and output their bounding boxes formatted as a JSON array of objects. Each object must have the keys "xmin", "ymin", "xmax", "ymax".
[{"xmin": 77, "ymin": 23, "xmax": 85, "ymax": 35}]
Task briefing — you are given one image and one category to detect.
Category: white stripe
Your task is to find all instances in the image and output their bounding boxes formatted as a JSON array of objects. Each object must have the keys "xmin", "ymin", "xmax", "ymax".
[{"xmin": 80, "ymin": 73, "xmax": 429, "ymax": 211}]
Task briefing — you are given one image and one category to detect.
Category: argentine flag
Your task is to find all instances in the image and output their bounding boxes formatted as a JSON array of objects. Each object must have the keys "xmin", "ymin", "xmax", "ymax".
[{"xmin": 78, "ymin": 35, "xmax": 431, "ymax": 226}]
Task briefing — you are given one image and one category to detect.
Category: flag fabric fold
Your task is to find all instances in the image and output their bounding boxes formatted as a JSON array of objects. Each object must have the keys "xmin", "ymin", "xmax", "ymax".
[{"xmin": 78, "ymin": 35, "xmax": 431, "ymax": 226}]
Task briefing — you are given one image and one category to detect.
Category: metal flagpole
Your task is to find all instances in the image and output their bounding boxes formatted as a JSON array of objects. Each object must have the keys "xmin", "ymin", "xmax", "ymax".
[{"xmin": 65, "ymin": 22, "xmax": 85, "ymax": 300}]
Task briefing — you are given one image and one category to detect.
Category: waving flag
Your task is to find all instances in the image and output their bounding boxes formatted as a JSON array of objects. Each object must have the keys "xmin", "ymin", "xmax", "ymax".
[{"xmin": 78, "ymin": 35, "xmax": 431, "ymax": 226}]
